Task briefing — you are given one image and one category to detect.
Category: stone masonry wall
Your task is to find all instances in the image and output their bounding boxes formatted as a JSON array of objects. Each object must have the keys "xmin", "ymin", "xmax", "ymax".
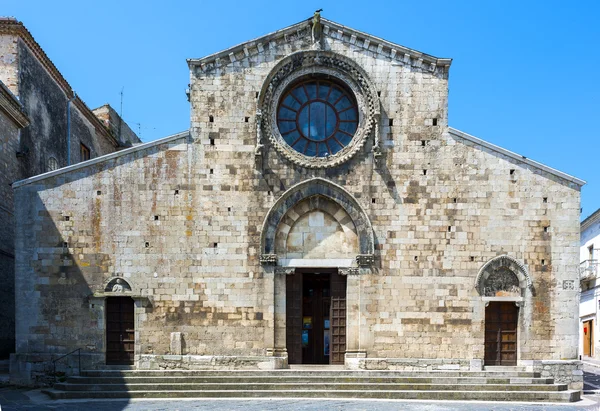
[
  {"xmin": 188, "ymin": 28, "xmax": 581, "ymax": 362},
  {"xmin": 0, "ymin": 33, "xmax": 18, "ymax": 95},
  {"xmin": 0, "ymin": 108, "xmax": 20, "ymax": 357},
  {"xmin": 13, "ymin": 22, "xmax": 581, "ymax": 372}
]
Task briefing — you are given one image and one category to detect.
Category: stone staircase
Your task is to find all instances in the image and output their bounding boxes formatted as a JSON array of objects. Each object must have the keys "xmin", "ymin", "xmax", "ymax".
[{"xmin": 43, "ymin": 369, "xmax": 581, "ymax": 402}]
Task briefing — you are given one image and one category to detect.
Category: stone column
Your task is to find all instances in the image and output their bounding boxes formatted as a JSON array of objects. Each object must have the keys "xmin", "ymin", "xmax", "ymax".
[{"xmin": 344, "ymin": 268, "xmax": 366, "ymax": 368}]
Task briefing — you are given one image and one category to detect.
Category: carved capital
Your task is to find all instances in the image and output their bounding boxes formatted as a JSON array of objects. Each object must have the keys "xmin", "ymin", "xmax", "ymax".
[
  {"xmin": 274, "ymin": 267, "xmax": 295, "ymax": 275},
  {"xmin": 260, "ymin": 254, "xmax": 278, "ymax": 265},
  {"xmin": 339, "ymin": 267, "xmax": 359, "ymax": 276},
  {"xmin": 356, "ymin": 254, "xmax": 375, "ymax": 267}
]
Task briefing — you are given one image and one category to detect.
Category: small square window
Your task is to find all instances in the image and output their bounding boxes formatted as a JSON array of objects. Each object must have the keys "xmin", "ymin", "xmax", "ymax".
[{"xmin": 80, "ymin": 143, "xmax": 91, "ymax": 161}]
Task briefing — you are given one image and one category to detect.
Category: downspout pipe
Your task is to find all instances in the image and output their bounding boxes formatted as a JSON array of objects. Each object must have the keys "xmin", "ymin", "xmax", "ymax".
[{"xmin": 66, "ymin": 92, "xmax": 77, "ymax": 166}]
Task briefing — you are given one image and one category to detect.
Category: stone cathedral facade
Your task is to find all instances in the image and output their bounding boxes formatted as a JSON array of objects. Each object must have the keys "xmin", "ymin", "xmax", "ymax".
[{"xmin": 11, "ymin": 16, "xmax": 584, "ymax": 388}]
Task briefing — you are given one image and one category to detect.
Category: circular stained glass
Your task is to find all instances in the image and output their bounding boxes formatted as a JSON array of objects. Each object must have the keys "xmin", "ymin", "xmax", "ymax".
[{"xmin": 277, "ymin": 79, "xmax": 358, "ymax": 157}]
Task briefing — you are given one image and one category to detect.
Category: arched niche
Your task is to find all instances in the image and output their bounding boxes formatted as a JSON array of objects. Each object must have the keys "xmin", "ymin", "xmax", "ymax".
[
  {"xmin": 260, "ymin": 178, "xmax": 374, "ymax": 266},
  {"xmin": 104, "ymin": 277, "xmax": 132, "ymax": 293},
  {"xmin": 475, "ymin": 255, "xmax": 532, "ymax": 298},
  {"xmin": 275, "ymin": 195, "xmax": 359, "ymax": 262}
]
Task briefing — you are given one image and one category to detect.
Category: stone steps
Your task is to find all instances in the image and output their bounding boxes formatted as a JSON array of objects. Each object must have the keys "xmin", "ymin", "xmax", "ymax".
[
  {"xmin": 43, "ymin": 388, "xmax": 580, "ymax": 402},
  {"xmin": 63, "ymin": 376, "xmax": 555, "ymax": 385},
  {"xmin": 80, "ymin": 369, "xmax": 542, "ymax": 378},
  {"xmin": 53, "ymin": 382, "xmax": 568, "ymax": 392},
  {"xmin": 43, "ymin": 369, "xmax": 581, "ymax": 402}
]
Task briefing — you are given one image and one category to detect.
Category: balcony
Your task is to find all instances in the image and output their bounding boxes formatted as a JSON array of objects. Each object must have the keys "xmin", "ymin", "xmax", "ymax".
[{"xmin": 580, "ymin": 259, "xmax": 599, "ymax": 280}]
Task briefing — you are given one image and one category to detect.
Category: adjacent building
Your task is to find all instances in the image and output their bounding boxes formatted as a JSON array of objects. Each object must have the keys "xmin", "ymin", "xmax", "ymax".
[
  {"xmin": 0, "ymin": 18, "xmax": 140, "ymax": 359},
  {"xmin": 9, "ymin": 16, "xmax": 585, "ymax": 389},
  {"xmin": 580, "ymin": 209, "xmax": 600, "ymax": 359}
]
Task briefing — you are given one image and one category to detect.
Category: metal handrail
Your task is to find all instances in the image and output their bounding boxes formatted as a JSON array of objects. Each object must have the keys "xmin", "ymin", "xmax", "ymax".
[{"xmin": 51, "ymin": 348, "xmax": 81, "ymax": 381}]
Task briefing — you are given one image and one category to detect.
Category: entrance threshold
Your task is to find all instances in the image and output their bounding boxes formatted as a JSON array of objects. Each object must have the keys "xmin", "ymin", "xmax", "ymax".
[{"xmin": 289, "ymin": 364, "xmax": 345, "ymax": 371}]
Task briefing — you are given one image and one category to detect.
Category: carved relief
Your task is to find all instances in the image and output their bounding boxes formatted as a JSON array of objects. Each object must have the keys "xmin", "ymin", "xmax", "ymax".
[
  {"xmin": 274, "ymin": 267, "xmax": 295, "ymax": 275},
  {"xmin": 260, "ymin": 254, "xmax": 278, "ymax": 265},
  {"xmin": 482, "ymin": 268, "xmax": 521, "ymax": 297},
  {"xmin": 356, "ymin": 254, "xmax": 375, "ymax": 267},
  {"xmin": 338, "ymin": 267, "xmax": 359, "ymax": 276},
  {"xmin": 105, "ymin": 278, "xmax": 132, "ymax": 293}
]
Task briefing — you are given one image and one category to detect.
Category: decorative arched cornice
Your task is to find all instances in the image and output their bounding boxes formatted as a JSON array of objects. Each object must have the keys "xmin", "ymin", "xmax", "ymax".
[
  {"xmin": 260, "ymin": 177, "xmax": 374, "ymax": 259},
  {"xmin": 103, "ymin": 277, "xmax": 133, "ymax": 293},
  {"xmin": 256, "ymin": 50, "xmax": 381, "ymax": 168},
  {"xmin": 475, "ymin": 255, "xmax": 532, "ymax": 296}
]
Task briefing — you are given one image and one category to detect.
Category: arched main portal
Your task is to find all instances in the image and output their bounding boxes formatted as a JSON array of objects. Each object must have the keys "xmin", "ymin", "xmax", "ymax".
[{"xmin": 260, "ymin": 178, "xmax": 374, "ymax": 365}]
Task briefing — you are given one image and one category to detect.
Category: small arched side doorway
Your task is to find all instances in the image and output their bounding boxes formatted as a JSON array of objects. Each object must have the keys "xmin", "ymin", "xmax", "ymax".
[
  {"xmin": 476, "ymin": 256, "xmax": 531, "ymax": 366},
  {"xmin": 105, "ymin": 296, "xmax": 135, "ymax": 365}
]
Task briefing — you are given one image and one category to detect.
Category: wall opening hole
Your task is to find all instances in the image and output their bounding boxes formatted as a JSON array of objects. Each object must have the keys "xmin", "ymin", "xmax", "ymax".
[
  {"xmin": 96, "ymin": 190, "xmax": 102, "ymax": 195},
  {"xmin": 388, "ymin": 119, "xmax": 393, "ymax": 127},
  {"xmin": 377, "ymin": 91, "xmax": 381, "ymax": 97},
  {"xmin": 154, "ymin": 215, "xmax": 159, "ymax": 221},
  {"xmin": 510, "ymin": 169, "xmax": 515, "ymax": 175},
  {"xmin": 432, "ymin": 118, "xmax": 438, "ymax": 126},
  {"xmin": 255, "ymin": 91, "xmax": 259, "ymax": 98},
  {"xmin": 372, "ymin": 198, "xmax": 376, "ymax": 204},
  {"xmin": 470, "ymin": 256, "xmax": 475, "ymax": 262},
  {"xmin": 414, "ymin": 256, "xmax": 418, "ymax": 262},
  {"xmin": 245, "ymin": 117, "xmax": 249, "ymax": 123},
  {"xmin": 209, "ymin": 115, "xmax": 214, "ymax": 123},
  {"xmin": 145, "ymin": 242, "xmax": 150, "ymax": 248},
  {"xmin": 213, "ymin": 242, "xmax": 218, "ymax": 248},
  {"xmin": 209, "ymin": 138, "xmax": 215, "ymax": 146},
  {"xmin": 64, "ymin": 216, "xmax": 70, "ymax": 221},
  {"xmin": 544, "ymin": 226, "xmax": 549, "ymax": 233},
  {"xmin": 63, "ymin": 242, "xmax": 68, "ymax": 248},
  {"xmin": 423, "ymin": 169, "xmax": 427, "ymax": 175},
  {"xmin": 543, "ymin": 197, "xmax": 548, "ymax": 203},
  {"xmin": 453, "ymin": 198, "xmax": 457, "ymax": 203},
  {"xmin": 421, "ymin": 140, "xmax": 426, "ymax": 146},
  {"xmin": 227, "ymin": 207, "xmax": 231, "ymax": 212},
  {"xmin": 541, "ymin": 259, "xmax": 546, "ymax": 265},
  {"xmin": 174, "ymin": 189, "xmax": 179, "ymax": 195},
  {"xmin": 267, "ymin": 190, "xmax": 272, "ymax": 195},
  {"xmin": 209, "ymin": 169, "xmax": 214, "ymax": 174},
  {"xmin": 448, "ymin": 226, "xmax": 452, "ymax": 232}
]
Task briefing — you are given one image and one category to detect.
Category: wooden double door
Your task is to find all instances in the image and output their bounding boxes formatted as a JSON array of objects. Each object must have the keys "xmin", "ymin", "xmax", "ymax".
[
  {"xmin": 286, "ymin": 270, "xmax": 346, "ymax": 365},
  {"xmin": 484, "ymin": 302, "xmax": 518, "ymax": 366},
  {"xmin": 106, "ymin": 297, "xmax": 135, "ymax": 365}
]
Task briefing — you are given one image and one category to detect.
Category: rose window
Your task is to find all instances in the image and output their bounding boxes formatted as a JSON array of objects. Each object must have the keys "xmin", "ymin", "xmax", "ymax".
[{"xmin": 276, "ymin": 79, "xmax": 358, "ymax": 157}]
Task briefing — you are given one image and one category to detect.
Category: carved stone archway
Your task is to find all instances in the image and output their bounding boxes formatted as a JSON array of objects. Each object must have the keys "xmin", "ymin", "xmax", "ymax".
[
  {"xmin": 260, "ymin": 177, "xmax": 374, "ymax": 267},
  {"xmin": 475, "ymin": 255, "xmax": 532, "ymax": 298}
]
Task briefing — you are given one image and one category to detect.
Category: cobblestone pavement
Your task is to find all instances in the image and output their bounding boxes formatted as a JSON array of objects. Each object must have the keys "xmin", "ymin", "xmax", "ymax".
[{"xmin": 3, "ymin": 369, "xmax": 600, "ymax": 411}]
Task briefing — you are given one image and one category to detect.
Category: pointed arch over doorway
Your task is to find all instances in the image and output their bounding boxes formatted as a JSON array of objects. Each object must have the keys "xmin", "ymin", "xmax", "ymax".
[
  {"xmin": 260, "ymin": 177, "xmax": 374, "ymax": 266},
  {"xmin": 475, "ymin": 255, "xmax": 532, "ymax": 297}
]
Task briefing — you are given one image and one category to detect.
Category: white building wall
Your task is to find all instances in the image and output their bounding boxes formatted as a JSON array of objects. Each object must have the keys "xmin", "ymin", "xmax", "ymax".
[{"xmin": 580, "ymin": 210, "xmax": 600, "ymax": 359}]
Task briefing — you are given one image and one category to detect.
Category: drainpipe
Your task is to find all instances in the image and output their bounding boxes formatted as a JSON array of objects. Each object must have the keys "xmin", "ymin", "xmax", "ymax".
[{"xmin": 66, "ymin": 92, "xmax": 77, "ymax": 166}]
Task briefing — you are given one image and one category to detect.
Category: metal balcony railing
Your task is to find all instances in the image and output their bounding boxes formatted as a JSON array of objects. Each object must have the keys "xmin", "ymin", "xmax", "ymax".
[{"xmin": 580, "ymin": 259, "xmax": 599, "ymax": 280}]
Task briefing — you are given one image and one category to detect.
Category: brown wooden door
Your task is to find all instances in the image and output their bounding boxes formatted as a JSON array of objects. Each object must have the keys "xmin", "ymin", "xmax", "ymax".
[
  {"xmin": 584, "ymin": 320, "xmax": 593, "ymax": 356},
  {"xmin": 330, "ymin": 272, "xmax": 346, "ymax": 365},
  {"xmin": 286, "ymin": 273, "xmax": 303, "ymax": 364},
  {"xmin": 301, "ymin": 274, "xmax": 329, "ymax": 364},
  {"xmin": 106, "ymin": 297, "xmax": 135, "ymax": 365},
  {"xmin": 484, "ymin": 302, "xmax": 518, "ymax": 366}
]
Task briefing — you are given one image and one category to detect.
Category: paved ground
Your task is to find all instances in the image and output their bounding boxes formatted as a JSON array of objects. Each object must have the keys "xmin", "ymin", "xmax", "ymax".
[{"xmin": 4, "ymin": 366, "xmax": 600, "ymax": 411}]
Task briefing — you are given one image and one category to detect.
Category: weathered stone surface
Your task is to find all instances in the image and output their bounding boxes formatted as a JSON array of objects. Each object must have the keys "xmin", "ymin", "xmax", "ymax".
[{"xmin": 10, "ymin": 17, "xmax": 582, "ymax": 389}]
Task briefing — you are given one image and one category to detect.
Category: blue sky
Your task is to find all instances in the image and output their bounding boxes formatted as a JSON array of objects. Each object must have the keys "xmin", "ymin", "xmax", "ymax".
[{"xmin": 4, "ymin": 0, "xmax": 600, "ymax": 219}]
